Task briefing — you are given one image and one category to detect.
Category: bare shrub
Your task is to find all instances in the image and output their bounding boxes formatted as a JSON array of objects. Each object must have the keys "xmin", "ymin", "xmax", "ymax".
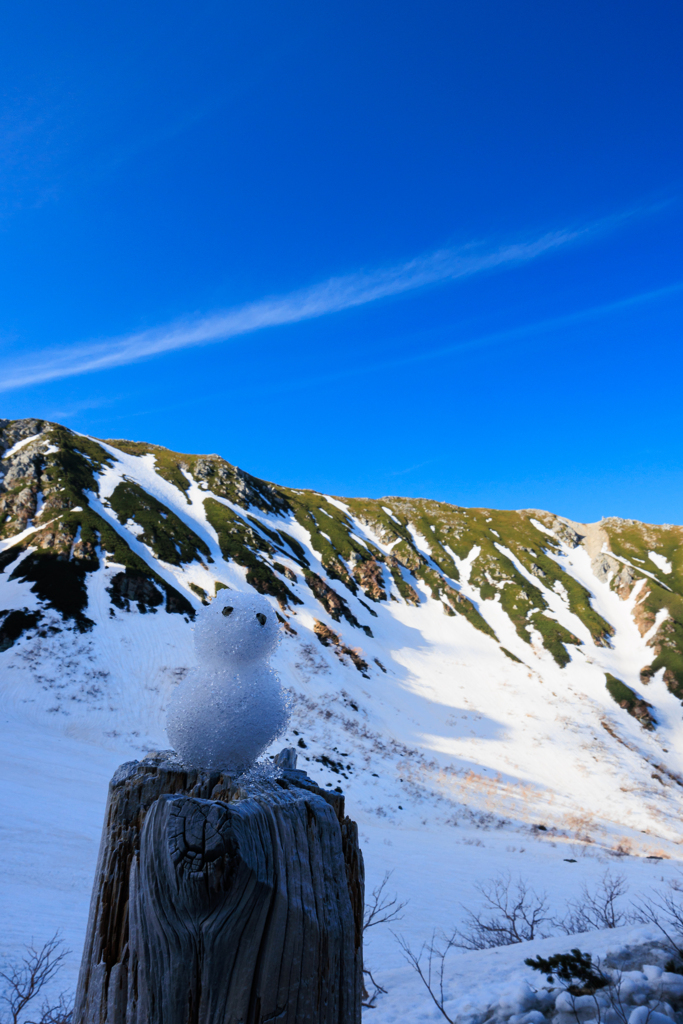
[
  {"xmin": 555, "ymin": 871, "xmax": 633, "ymax": 934},
  {"xmin": 364, "ymin": 871, "xmax": 408, "ymax": 932},
  {"xmin": 632, "ymin": 873, "xmax": 683, "ymax": 968},
  {"xmin": 396, "ymin": 930, "xmax": 460, "ymax": 1024},
  {"xmin": 0, "ymin": 934, "xmax": 73, "ymax": 1024},
  {"xmin": 362, "ymin": 872, "xmax": 407, "ymax": 1009},
  {"xmin": 395, "ymin": 873, "xmax": 549, "ymax": 1022},
  {"xmin": 451, "ymin": 871, "xmax": 550, "ymax": 949},
  {"xmin": 28, "ymin": 994, "xmax": 73, "ymax": 1024}
]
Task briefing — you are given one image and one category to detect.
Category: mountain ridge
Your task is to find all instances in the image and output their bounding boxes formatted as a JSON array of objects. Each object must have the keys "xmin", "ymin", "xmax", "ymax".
[
  {"xmin": 4, "ymin": 416, "xmax": 681, "ymax": 687},
  {"xmin": 1, "ymin": 415, "xmax": 683, "ymax": 859}
]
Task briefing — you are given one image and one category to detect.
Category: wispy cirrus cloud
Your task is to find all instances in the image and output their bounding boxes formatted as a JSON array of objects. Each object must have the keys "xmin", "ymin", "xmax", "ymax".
[
  {"xmin": 0, "ymin": 218, "xmax": 616, "ymax": 393},
  {"xmin": 252, "ymin": 279, "xmax": 683, "ymax": 397}
]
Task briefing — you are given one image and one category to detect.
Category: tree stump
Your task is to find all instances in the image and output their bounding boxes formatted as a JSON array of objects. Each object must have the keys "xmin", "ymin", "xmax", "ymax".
[{"xmin": 73, "ymin": 749, "xmax": 364, "ymax": 1024}]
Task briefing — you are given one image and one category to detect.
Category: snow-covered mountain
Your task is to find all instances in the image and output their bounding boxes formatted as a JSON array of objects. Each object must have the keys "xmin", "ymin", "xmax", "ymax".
[{"xmin": 2, "ymin": 416, "xmax": 683, "ymax": 1020}]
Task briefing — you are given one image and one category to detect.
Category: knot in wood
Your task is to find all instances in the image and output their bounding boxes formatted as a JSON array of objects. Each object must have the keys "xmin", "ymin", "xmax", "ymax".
[{"xmin": 167, "ymin": 797, "xmax": 233, "ymax": 876}]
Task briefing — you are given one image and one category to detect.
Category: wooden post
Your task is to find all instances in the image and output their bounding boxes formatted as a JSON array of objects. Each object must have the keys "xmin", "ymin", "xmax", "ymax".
[{"xmin": 74, "ymin": 749, "xmax": 364, "ymax": 1024}]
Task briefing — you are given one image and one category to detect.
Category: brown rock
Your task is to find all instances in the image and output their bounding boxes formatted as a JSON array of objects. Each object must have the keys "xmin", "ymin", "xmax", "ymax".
[
  {"xmin": 313, "ymin": 620, "xmax": 369, "ymax": 675},
  {"xmin": 313, "ymin": 620, "xmax": 340, "ymax": 647},
  {"xmin": 0, "ymin": 486, "xmax": 37, "ymax": 535},
  {"xmin": 632, "ymin": 584, "xmax": 655, "ymax": 637},
  {"xmin": 305, "ymin": 571, "xmax": 367, "ymax": 632},
  {"xmin": 352, "ymin": 558, "xmax": 386, "ymax": 602}
]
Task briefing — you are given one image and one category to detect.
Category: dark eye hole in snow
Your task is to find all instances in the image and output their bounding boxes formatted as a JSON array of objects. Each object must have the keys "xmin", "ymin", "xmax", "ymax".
[
  {"xmin": 222, "ymin": 606, "xmax": 234, "ymax": 617},
  {"xmin": 256, "ymin": 613, "xmax": 267, "ymax": 627}
]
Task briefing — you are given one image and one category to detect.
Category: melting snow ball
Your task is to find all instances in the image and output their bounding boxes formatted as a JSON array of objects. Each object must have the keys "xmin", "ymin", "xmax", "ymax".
[{"xmin": 166, "ymin": 589, "xmax": 288, "ymax": 772}]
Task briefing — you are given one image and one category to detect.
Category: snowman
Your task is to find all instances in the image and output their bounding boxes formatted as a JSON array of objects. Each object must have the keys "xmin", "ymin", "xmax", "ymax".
[{"xmin": 166, "ymin": 588, "xmax": 288, "ymax": 772}]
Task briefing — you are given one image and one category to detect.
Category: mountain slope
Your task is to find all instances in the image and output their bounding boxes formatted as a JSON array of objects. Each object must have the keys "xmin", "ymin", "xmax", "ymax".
[
  {"xmin": 2, "ymin": 417, "xmax": 683, "ymax": 841},
  {"xmin": 2, "ymin": 417, "xmax": 683, "ymax": 1013}
]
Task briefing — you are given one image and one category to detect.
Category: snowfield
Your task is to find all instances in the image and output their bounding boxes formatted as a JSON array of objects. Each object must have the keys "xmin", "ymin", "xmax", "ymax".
[{"xmin": 2, "ymin": 431, "xmax": 683, "ymax": 1020}]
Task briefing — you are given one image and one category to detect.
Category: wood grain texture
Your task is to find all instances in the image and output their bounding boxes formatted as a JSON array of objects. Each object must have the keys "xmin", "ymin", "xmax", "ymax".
[{"xmin": 74, "ymin": 750, "xmax": 363, "ymax": 1024}]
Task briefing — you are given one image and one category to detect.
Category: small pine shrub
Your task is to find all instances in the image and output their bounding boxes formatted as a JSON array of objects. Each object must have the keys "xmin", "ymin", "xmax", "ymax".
[{"xmin": 525, "ymin": 948, "xmax": 608, "ymax": 995}]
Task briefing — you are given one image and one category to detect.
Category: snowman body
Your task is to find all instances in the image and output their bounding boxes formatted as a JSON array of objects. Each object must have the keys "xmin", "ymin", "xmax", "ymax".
[{"xmin": 166, "ymin": 589, "xmax": 288, "ymax": 772}]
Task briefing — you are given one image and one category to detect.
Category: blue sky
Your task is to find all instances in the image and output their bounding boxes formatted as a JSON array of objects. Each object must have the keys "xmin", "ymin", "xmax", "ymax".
[{"xmin": 1, "ymin": 0, "xmax": 682, "ymax": 523}]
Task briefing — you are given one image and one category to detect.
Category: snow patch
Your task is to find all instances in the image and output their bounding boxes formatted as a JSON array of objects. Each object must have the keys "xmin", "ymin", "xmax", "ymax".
[
  {"xmin": 530, "ymin": 518, "xmax": 555, "ymax": 537},
  {"xmin": 3, "ymin": 440, "xmax": 683, "ymax": 1021},
  {"xmin": 601, "ymin": 544, "xmax": 672, "ymax": 592},
  {"xmin": 643, "ymin": 608, "xmax": 670, "ymax": 644},
  {"xmin": 324, "ymin": 496, "xmax": 350, "ymax": 514},
  {"xmin": 649, "ymin": 552, "xmax": 673, "ymax": 575},
  {"xmin": 381, "ymin": 505, "xmax": 401, "ymax": 524},
  {"xmin": 2, "ymin": 432, "xmax": 44, "ymax": 458}
]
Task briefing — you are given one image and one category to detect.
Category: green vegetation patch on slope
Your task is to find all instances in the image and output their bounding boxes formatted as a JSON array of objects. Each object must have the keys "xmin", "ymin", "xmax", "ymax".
[
  {"xmin": 529, "ymin": 614, "xmax": 581, "ymax": 669},
  {"xmin": 433, "ymin": 513, "xmax": 582, "ymax": 665},
  {"xmin": 605, "ymin": 673, "xmax": 655, "ymax": 730},
  {"xmin": 281, "ymin": 491, "xmax": 374, "ymax": 588},
  {"xmin": 639, "ymin": 588, "xmax": 683, "ymax": 700},
  {"xmin": 204, "ymin": 497, "xmax": 300, "ymax": 608},
  {"xmin": 10, "ymin": 551, "xmax": 96, "ymax": 631},
  {"xmin": 0, "ymin": 546, "xmax": 24, "ymax": 573},
  {"xmin": 331, "ymin": 495, "xmax": 497, "ymax": 630},
  {"xmin": 605, "ymin": 520, "xmax": 683, "ymax": 697},
  {"xmin": 390, "ymin": 538, "xmax": 422, "ymax": 573},
  {"xmin": 281, "ymin": 489, "xmax": 411, "ymax": 610},
  {"xmin": 410, "ymin": 511, "xmax": 461, "ymax": 580},
  {"xmin": 11, "ymin": 503, "xmax": 195, "ymax": 622},
  {"xmin": 490, "ymin": 521, "xmax": 614, "ymax": 648},
  {"xmin": 275, "ymin": 529, "xmax": 310, "ymax": 568},
  {"xmin": 437, "ymin": 507, "xmax": 594, "ymax": 664},
  {"xmin": 303, "ymin": 495, "xmax": 498, "ymax": 638},
  {"xmin": 108, "ymin": 481, "xmax": 211, "ymax": 566},
  {"xmin": 41, "ymin": 426, "xmax": 115, "ymax": 510},
  {"xmin": 540, "ymin": 563, "xmax": 614, "ymax": 648},
  {"xmin": 3, "ymin": 428, "xmax": 113, "ymax": 629},
  {"xmin": 1, "ymin": 426, "xmax": 196, "ymax": 622},
  {"xmin": 106, "ymin": 440, "xmax": 290, "ymax": 517},
  {"xmin": 344, "ymin": 498, "xmax": 414, "ymax": 549},
  {"xmin": 606, "ymin": 519, "xmax": 683, "ymax": 593},
  {"xmin": 246, "ymin": 489, "xmax": 380, "ymax": 629},
  {"xmin": 324, "ymin": 496, "xmax": 499, "ymax": 637},
  {"xmin": 369, "ymin": 501, "xmax": 591, "ymax": 665},
  {"xmin": 0, "ymin": 608, "xmax": 42, "ymax": 651},
  {"xmin": 40, "ymin": 445, "xmax": 199, "ymax": 618},
  {"xmin": 415, "ymin": 564, "xmax": 497, "ymax": 637},
  {"xmin": 452, "ymin": 507, "xmax": 613, "ymax": 649},
  {"xmin": 0, "ymin": 423, "xmax": 111, "ymax": 541},
  {"xmin": 386, "ymin": 559, "xmax": 420, "ymax": 605},
  {"xmin": 193, "ymin": 457, "xmax": 289, "ymax": 516},
  {"xmin": 105, "ymin": 439, "xmax": 192, "ymax": 497},
  {"xmin": 189, "ymin": 583, "xmax": 209, "ymax": 605},
  {"xmin": 501, "ymin": 647, "xmax": 523, "ymax": 663}
]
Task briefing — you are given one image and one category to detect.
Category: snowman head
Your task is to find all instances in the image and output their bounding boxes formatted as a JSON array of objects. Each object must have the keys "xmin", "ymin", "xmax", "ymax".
[{"xmin": 194, "ymin": 588, "xmax": 280, "ymax": 667}]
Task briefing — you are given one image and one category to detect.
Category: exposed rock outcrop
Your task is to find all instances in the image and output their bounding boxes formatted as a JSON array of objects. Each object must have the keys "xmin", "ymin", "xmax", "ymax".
[
  {"xmin": 305, "ymin": 571, "xmax": 372, "ymax": 636},
  {"xmin": 313, "ymin": 620, "xmax": 370, "ymax": 675},
  {"xmin": 349, "ymin": 556, "xmax": 386, "ymax": 602}
]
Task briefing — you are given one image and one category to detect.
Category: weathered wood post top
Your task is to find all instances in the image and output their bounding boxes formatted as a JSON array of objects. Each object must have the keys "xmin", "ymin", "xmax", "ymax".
[{"xmin": 74, "ymin": 747, "xmax": 364, "ymax": 1024}]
